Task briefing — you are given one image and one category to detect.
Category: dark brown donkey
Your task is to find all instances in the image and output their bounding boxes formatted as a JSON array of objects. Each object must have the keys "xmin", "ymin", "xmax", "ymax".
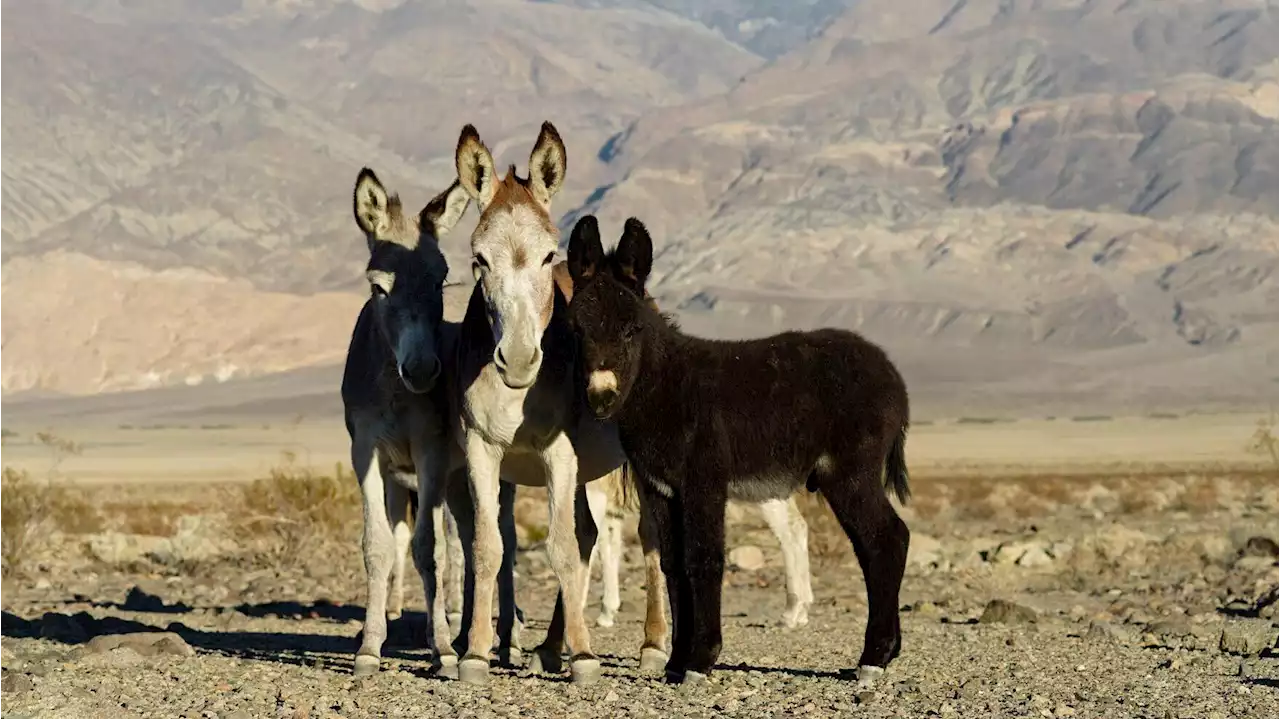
[{"xmin": 565, "ymin": 215, "xmax": 912, "ymax": 688}]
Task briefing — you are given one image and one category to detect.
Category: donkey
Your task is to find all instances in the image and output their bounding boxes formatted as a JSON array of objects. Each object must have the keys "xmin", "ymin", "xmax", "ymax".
[
  {"xmin": 342, "ymin": 168, "xmax": 526, "ymax": 678},
  {"xmin": 589, "ymin": 474, "xmax": 815, "ymax": 630},
  {"xmin": 565, "ymin": 215, "xmax": 912, "ymax": 688},
  {"xmin": 449, "ymin": 121, "xmax": 638, "ymax": 685}
]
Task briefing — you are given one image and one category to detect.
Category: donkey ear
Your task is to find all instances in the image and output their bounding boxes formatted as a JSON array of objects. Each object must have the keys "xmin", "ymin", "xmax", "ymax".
[
  {"xmin": 567, "ymin": 215, "xmax": 604, "ymax": 289},
  {"xmin": 419, "ymin": 179, "xmax": 470, "ymax": 240},
  {"xmin": 455, "ymin": 124, "xmax": 497, "ymax": 208},
  {"xmin": 354, "ymin": 168, "xmax": 392, "ymax": 237},
  {"xmin": 527, "ymin": 121, "xmax": 566, "ymax": 208},
  {"xmin": 613, "ymin": 217, "xmax": 654, "ymax": 292}
]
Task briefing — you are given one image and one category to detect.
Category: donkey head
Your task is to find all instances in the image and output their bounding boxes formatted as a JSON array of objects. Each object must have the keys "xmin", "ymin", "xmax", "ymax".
[
  {"xmin": 566, "ymin": 215, "xmax": 654, "ymax": 419},
  {"xmin": 455, "ymin": 122, "xmax": 567, "ymax": 390},
  {"xmin": 353, "ymin": 168, "xmax": 469, "ymax": 393}
]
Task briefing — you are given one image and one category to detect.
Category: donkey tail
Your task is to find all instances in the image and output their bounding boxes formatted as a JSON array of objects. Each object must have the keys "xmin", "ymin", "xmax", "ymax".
[{"xmin": 885, "ymin": 425, "xmax": 911, "ymax": 505}]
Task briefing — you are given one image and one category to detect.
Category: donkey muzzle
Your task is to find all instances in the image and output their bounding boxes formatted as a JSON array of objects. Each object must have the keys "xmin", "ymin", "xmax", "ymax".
[
  {"xmin": 586, "ymin": 370, "xmax": 620, "ymax": 417},
  {"xmin": 398, "ymin": 356, "xmax": 441, "ymax": 394}
]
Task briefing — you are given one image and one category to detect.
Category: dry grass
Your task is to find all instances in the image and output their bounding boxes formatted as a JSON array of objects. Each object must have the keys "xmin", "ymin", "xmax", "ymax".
[
  {"xmin": 232, "ymin": 452, "xmax": 361, "ymax": 568},
  {"xmin": 2, "ymin": 431, "xmax": 105, "ymax": 576}
]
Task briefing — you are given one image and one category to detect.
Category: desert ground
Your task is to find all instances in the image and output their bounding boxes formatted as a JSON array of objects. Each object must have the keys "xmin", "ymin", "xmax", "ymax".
[{"xmin": 1, "ymin": 412, "xmax": 1276, "ymax": 718}]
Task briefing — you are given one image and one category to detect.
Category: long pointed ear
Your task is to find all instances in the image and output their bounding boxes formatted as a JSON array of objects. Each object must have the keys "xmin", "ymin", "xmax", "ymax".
[
  {"xmin": 456, "ymin": 124, "xmax": 497, "ymax": 208},
  {"xmin": 527, "ymin": 121, "xmax": 566, "ymax": 208},
  {"xmin": 613, "ymin": 217, "xmax": 654, "ymax": 293},
  {"xmin": 354, "ymin": 167, "xmax": 392, "ymax": 238},
  {"xmin": 567, "ymin": 215, "xmax": 604, "ymax": 290},
  {"xmin": 419, "ymin": 179, "xmax": 470, "ymax": 240}
]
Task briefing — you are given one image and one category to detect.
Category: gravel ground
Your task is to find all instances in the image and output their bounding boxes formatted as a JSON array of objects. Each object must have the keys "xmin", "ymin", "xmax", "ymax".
[{"xmin": 2, "ymin": 474, "xmax": 1277, "ymax": 718}]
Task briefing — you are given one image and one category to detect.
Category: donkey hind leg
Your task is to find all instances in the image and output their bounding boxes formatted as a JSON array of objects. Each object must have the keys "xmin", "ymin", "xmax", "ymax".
[
  {"xmin": 817, "ymin": 453, "xmax": 909, "ymax": 690},
  {"xmin": 444, "ymin": 501, "xmax": 465, "ymax": 628},
  {"xmin": 457, "ymin": 434, "xmax": 505, "ymax": 685},
  {"xmin": 760, "ymin": 496, "xmax": 814, "ymax": 629},
  {"xmin": 494, "ymin": 480, "xmax": 524, "ymax": 667},
  {"xmin": 408, "ymin": 447, "xmax": 456, "ymax": 678},
  {"xmin": 636, "ymin": 484, "xmax": 670, "ymax": 674},
  {"xmin": 386, "ymin": 479, "xmax": 413, "ymax": 622},
  {"xmin": 635, "ymin": 480, "xmax": 689, "ymax": 682},
  {"xmin": 585, "ymin": 479, "xmax": 622, "ymax": 627},
  {"xmin": 353, "ymin": 442, "xmax": 395, "ymax": 676},
  {"xmin": 531, "ymin": 481, "xmax": 599, "ymax": 680}
]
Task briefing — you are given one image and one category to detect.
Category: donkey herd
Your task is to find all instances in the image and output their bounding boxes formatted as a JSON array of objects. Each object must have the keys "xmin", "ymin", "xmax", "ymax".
[{"xmin": 340, "ymin": 121, "xmax": 913, "ymax": 690}]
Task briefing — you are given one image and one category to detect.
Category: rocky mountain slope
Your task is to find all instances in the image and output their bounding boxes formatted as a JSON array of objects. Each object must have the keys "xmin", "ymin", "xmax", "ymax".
[{"xmin": 2, "ymin": 0, "xmax": 1275, "ymax": 412}]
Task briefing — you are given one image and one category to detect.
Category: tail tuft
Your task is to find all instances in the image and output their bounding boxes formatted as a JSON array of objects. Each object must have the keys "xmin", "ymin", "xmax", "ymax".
[{"xmin": 886, "ymin": 425, "xmax": 910, "ymax": 505}]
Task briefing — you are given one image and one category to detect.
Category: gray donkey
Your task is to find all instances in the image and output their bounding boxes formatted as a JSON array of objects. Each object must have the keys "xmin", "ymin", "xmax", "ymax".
[{"xmin": 343, "ymin": 169, "xmax": 529, "ymax": 678}]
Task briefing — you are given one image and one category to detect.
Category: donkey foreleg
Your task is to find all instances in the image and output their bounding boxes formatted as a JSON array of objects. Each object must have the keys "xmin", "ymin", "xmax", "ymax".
[
  {"xmin": 760, "ymin": 496, "xmax": 813, "ymax": 629},
  {"xmin": 353, "ymin": 441, "xmax": 394, "ymax": 677},
  {"xmin": 541, "ymin": 436, "xmax": 600, "ymax": 684},
  {"xmin": 457, "ymin": 433, "xmax": 505, "ymax": 685},
  {"xmin": 636, "ymin": 487, "xmax": 669, "ymax": 673},
  {"xmin": 534, "ymin": 481, "xmax": 602, "ymax": 675}
]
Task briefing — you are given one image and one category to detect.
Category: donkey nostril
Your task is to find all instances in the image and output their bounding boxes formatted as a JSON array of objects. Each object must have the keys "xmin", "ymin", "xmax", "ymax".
[{"xmin": 495, "ymin": 348, "xmax": 507, "ymax": 367}]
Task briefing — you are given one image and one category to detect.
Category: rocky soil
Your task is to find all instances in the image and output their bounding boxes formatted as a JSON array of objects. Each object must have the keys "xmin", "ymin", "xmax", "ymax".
[{"xmin": 2, "ymin": 470, "xmax": 1277, "ymax": 718}]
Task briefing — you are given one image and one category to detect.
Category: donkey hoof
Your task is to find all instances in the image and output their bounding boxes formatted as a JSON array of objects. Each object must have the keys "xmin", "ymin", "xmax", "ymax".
[
  {"xmin": 596, "ymin": 613, "xmax": 616, "ymax": 628},
  {"xmin": 639, "ymin": 647, "xmax": 669, "ymax": 675},
  {"xmin": 570, "ymin": 657, "xmax": 602, "ymax": 685},
  {"xmin": 780, "ymin": 610, "xmax": 809, "ymax": 629},
  {"xmin": 458, "ymin": 657, "xmax": 491, "ymax": 685},
  {"xmin": 353, "ymin": 654, "xmax": 381, "ymax": 677},
  {"xmin": 436, "ymin": 655, "xmax": 459, "ymax": 680},
  {"xmin": 855, "ymin": 665, "xmax": 885, "ymax": 691},
  {"xmin": 528, "ymin": 646, "xmax": 563, "ymax": 675}
]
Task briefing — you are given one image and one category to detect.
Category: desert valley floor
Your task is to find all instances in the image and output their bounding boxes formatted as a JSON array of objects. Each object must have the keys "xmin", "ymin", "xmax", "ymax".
[{"xmin": 1, "ymin": 413, "xmax": 1276, "ymax": 718}]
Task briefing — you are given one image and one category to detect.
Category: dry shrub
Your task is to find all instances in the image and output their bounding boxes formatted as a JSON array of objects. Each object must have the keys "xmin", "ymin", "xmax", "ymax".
[
  {"xmin": 1247, "ymin": 415, "xmax": 1279, "ymax": 466},
  {"xmin": 234, "ymin": 453, "xmax": 360, "ymax": 568},
  {"xmin": 1, "ymin": 467, "xmax": 103, "ymax": 576},
  {"xmin": 102, "ymin": 499, "xmax": 204, "ymax": 537}
]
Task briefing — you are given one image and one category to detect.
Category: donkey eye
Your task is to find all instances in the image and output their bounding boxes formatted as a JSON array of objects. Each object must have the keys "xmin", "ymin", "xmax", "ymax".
[{"xmin": 542, "ymin": 252, "xmax": 556, "ymax": 266}]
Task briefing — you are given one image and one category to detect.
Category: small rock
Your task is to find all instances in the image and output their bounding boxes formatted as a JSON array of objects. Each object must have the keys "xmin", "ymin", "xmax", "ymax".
[
  {"xmin": 33, "ymin": 578, "xmax": 51, "ymax": 591},
  {"xmin": 1219, "ymin": 620, "xmax": 1276, "ymax": 655},
  {"xmin": 1146, "ymin": 619, "xmax": 1193, "ymax": 639},
  {"xmin": 729, "ymin": 546, "xmax": 765, "ymax": 572},
  {"xmin": 1242, "ymin": 537, "xmax": 1279, "ymax": 559},
  {"xmin": 1239, "ymin": 658, "xmax": 1275, "ymax": 681},
  {"xmin": 1017, "ymin": 545, "xmax": 1054, "ymax": 569},
  {"xmin": 226, "ymin": 711, "xmax": 254, "ymax": 719},
  {"xmin": 604, "ymin": 690, "xmax": 618, "ymax": 702},
  {"xmin": 1086, "ymin": 621, "xmax": 1122, "ymax": 643},
  {"xmin": 907, "ymin": 534, "xmax": 943, "ymax": 567},
  {"xmin": 1, "ymin": 672, "xmax": 34, "ymax": 695},
  {"xmin": 1054, "ymin": 705, "xmax": 1075, "ymax": 717},
  {"xmin": 911, "ymin": 600, "xmax": 941, "ymax": 618},
  {"xmin": 979, "ymin": 599, "xmax": 1037, "ymax": 624}
]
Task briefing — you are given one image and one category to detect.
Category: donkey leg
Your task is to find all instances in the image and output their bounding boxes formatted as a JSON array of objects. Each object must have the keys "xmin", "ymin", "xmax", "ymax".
[
  {"xmin": 541, "ymin": 435, "xmax": 600, "ymax": 684},
  {"xmin": 444, "ymin": 470, "xmax": 475, "ymax": 657},
  {"xmin": 636, "ymin": 480, "xmax": 689, "ymax": 682},
  {"xmin": 409, "ymin": 446, "xmax": 456, "ymax": 678},
  {"xmin": 444, "ymin": 502, "xmax": 465, "ymax": 628},
  {"xmin": 458, "ymin": 433, "xmax": 505, "ymax": 685},
  {"xmin": 636, "ymin": 485, "xmax": 670, "ymax": 674},
  {"xmin": 353, "ymin": 443, "xmax": 395, "ymax": 677},
  {"xmin": 820, "ymin": 458, "xmax": 909, "ymax": 690},
  {"xmin": 679, "ymin": 480, "xmax": 729, "ymax": 682},
  {"xmin": 760, "ymin": 496, "xmax": 813, "ymax": 629},
  {"xmin": 386, "ymin": 480, "xmax": 413, "ymax": 622},
  {"xmin": 585, "ymin": 479, "xmax": 621, "ymax": 628},
  {"xmin": 495, "ymin": 480, "xmax": 523, "ymax": 667},
  {"xmin": 531, "ymin": 478, "xmax": 599, "ymax": 674}
]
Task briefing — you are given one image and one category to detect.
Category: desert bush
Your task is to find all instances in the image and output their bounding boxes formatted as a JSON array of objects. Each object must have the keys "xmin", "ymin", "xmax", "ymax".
[
  {"xmin": 0, "ymin": 429, "xmax": 100, "ymax": 575},
  {"xmin": 1246, "ymin": 414, "xmax": 1278, "ymax": 466},
  {"xmin": 234, "ymin": 452, "xmax": 360, "ymax": 568}
]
